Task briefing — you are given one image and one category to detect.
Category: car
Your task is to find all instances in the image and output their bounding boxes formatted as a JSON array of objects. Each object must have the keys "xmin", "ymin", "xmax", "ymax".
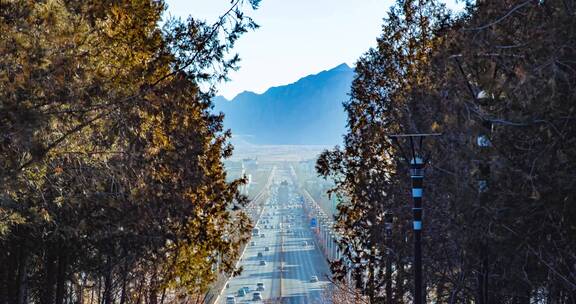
[
  {"xmin": 242, "ymin": 286, "xmax": 250, "ymax": 293},
  {"xmin": 259, "ymin": 260, "xmax": 266, "ymax": 266},
  {"xmin": 225, "ymin": 295, "xmax": 236, "ymax": 304},
  {"xmin": 237, "ymin": 288, "xmax": 246, "ymax": 297},
  {"xmin": 260, "ymin": 234, "xmax": 265, "ymax": 238},
  {"xmin": 310, "ymin": 275, "xmax": 319, "ymax": 283},
  {"xmin": 257, "ymin": 282, "xmax": 265, "ymax": 291},
  {"xmin": 257, "ymin": 252, "xmax": 263, "ymax": 257},
  {"xmin": 250, "ymin": 241, "xmax": 255, "ymax": 246},
  {"xmin": 264, "ymin": 246, "xmax": 270, "ymax": 251},
  {"xmin": 252, "ymin": 292, "xmax": 263, "ymax": 301},
  {"xmin": 302, "ymin": 241, "xmax": 308, "ymax": 246}
]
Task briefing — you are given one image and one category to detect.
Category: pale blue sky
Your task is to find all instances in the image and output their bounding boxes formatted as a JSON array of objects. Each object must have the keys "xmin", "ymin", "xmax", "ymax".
[{"xmin": 164, "ymin": 0, "xmax": 462, "ymax": 100}]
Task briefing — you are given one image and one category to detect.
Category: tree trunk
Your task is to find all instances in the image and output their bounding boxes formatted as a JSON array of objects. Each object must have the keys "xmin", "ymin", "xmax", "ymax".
[
  {"xmin": 76, "ymin": 274, "xmax": 85, "ymax": 304},
  {"xmin": 41, "ymin": 246, "xmax": 57, "ymax": 304},
  {"xmin": 367, "ymin": 248, "xmax": 376, "ymax": 303},
  {"xmin": 149, "ymin": 266, "xmax": 159, "ymax": 304},
  {"xmin": 385, "ymin": 243, "xmax": 392, "ymax": 304},
  {"xmin": 17, "ymin": 244, "xmax": 28, "ymax": 304},
  {"xmin": 88, "ymin": 281, "xmax": 94, "ymax": 304},
  {"xmin": 135, "ymin": 276, "xmax": 145, "ymax": 304},
  {"xmin": 0, "ymin": 249, "xmax": 11, "ymax": 304},
  {"xmin": 5, "ymin": 242, "xmax": 19, "ymax": 304},
  {"xmin": 435, "ymin": 281, "xmax": 445, "ymax": 303},
  {"xmin": 97, "ymin": 276, "xmax": 102, "ymax": 304},
  {"xmin": 396, "ymin": 261, "xmax": 406, "ymax": 303},
  {"xmin": 477, "ymin": 244, "xmax": 489, "ymax": 304},
  {"xmin": 55, "ymin": 246, "xmax": 68, "ymax": 304},
  {"xmin": 119, "ymin": 266, "xmax": 127, "ymax": 304},
  {"xmin": 160, "ymin": 288, "xmax": 166, "ymax": 304},
  {"xmin": 513, "ymin": 290, "xmax": 531, "ymax": 304},
  {"xmin": 103, "ymin": 256, "xmax": 113, "ymax": 304},
  {"xmin": 149, "ymin": 288, "xmax": 158, "ymax": 304}
]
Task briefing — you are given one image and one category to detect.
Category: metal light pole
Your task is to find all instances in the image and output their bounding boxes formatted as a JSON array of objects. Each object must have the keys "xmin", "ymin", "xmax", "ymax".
[
  {"xmin": 389, "ymin": 133, "xmax": 440, "ymax": 304},
  {"xmin": 411, "ymin": 156, "xmax": 424, "ymax": 304},
  {"xmin": 384, "ymin": 212, "xmax": 393, "ymax": 304},
  {"xmin": 477, "ymin": 119, "xmax": 492, "ymax": 304}
]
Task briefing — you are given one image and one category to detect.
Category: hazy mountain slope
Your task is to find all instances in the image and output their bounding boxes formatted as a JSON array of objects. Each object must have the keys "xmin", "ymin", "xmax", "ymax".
[{"xmin": 213, "ymin": 63, "xmax": 353, "ymax": 145}]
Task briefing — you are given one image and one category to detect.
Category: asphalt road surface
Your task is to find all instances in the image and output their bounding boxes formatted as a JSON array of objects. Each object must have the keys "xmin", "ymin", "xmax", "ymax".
[
  {"xmin": 281, "ymin": 203, "xmax": 331, "ymax": 304},
  {"xmin": 219, "ymin": 184, "xmax": 331, "ymax": 303}
]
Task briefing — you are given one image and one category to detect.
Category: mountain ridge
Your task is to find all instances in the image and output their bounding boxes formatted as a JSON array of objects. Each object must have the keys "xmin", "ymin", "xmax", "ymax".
[
  {"xmin": 215, "ymin": 63, "xmax": 352, "ymax": 102},
  {"xmin": 213, "ymin": 63, "xmax": 354, "ymax": 145}
]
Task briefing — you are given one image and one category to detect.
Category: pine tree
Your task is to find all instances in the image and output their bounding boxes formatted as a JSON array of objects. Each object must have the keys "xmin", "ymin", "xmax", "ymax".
[
  {"xmin": 319, "ymin": 0, "xmax": 576, "ymax": 302},
  {"xmin": 0, "ymin": 0, "xmax": 260, "ymax": 302}
]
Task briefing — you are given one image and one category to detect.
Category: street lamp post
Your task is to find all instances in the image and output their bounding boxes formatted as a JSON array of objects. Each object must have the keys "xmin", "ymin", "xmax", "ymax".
[
  {"xmin": 411, "ymin": 156, "xmax": 424, "ymax": 304},
  {"xmin": 384, "ymin": 212, "xmax": 393, "ymax": 304},
  {"xmin": 477, "ymin": 119, "xmax": 492, "ymax": 303},
  {"xmin": 389, "ymin": 133, "xmax": 440, "ymax": 304}
]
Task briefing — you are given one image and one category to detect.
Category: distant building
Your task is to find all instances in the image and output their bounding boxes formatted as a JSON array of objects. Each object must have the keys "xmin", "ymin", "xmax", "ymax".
[{"xmin": 242, "ymin": 158, "xmax": 258, "ymax": 171}]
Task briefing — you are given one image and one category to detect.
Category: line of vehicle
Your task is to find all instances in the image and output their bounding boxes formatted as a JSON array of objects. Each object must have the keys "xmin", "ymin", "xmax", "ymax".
[
  {"xmin": 214, "ymin": 204, "xmax": 266, "ymax": 304},
  {"xmin": 299, "ymin": 225, "xmax": 313, "ymax": 304},
  {"xmin": 213, "ymin": 168, "xmax": 275, "ymax": 304}
]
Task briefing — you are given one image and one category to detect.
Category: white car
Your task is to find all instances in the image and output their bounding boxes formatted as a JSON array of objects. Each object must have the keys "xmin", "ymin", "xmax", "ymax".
[{"xmin": 310, "ymin": 275, "xmax": 319, "ymax": 283}]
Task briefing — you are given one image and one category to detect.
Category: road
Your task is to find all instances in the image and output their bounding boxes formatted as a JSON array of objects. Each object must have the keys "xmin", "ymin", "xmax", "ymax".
[
  {"xmin": 280, "ymin": 203, "xmax": 331, "ymax": 304},
  {"xmin": 219, "ymin": 171, "xmax": 331, "ymax": 303}
]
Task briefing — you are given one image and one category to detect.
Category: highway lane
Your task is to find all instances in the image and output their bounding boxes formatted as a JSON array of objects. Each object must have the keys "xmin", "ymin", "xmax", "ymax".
[
  {"xmin": 281, "ymin": 206, "xmax": 331, "ymax": 304},
  {"xmin": 219, "ymin": 202, "xmax": 282, "ymax": 303},
  {"xmin": 218, "ymin": 171, "xmax": 332, "ymax": 303}
]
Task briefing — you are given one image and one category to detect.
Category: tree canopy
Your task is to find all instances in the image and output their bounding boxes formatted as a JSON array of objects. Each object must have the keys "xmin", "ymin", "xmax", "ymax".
[
  {"xmin": 318, "ymin": 0, "xmax": 576, "ymax": 302},
  {"xmin": 0, "ymin": 0, "xmax": 259, "ymax": 303}
]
